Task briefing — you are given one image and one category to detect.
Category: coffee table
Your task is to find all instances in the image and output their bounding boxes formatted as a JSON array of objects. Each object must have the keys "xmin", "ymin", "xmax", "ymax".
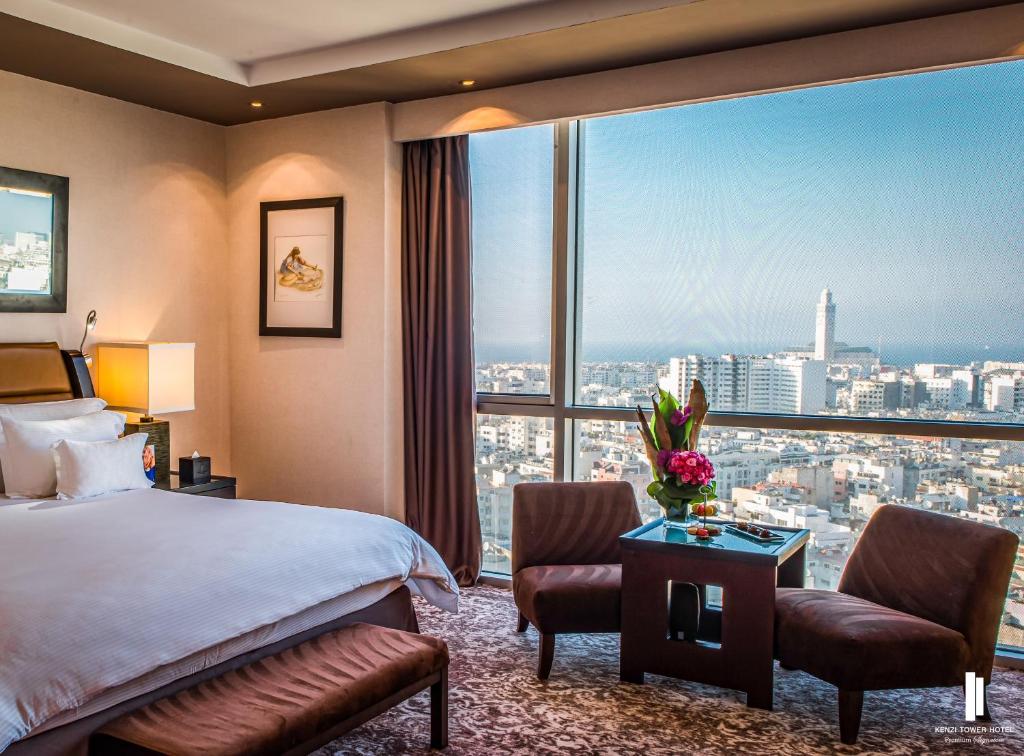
[{"xmin": 619, "ymin": 518, "xmax": 809, "ymax": 710}]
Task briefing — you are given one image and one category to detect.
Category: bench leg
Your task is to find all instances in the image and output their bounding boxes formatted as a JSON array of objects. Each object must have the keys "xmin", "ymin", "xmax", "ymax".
[{"xmin": 431, "ymin": 667, "xmax": 448, "ymax": 750}]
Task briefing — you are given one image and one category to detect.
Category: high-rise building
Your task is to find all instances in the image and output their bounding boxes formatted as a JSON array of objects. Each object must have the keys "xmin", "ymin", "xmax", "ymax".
[
  {"xmin": 814, "ymin": 288, "xmax": 836, "ymax": 362},
  {"xmin": 666, "ymin": 355, "xmax": 825, "ymax": 414},
  {"xmin": 665, "ymin": 355, "xmax": 749, "ymax": 411}
]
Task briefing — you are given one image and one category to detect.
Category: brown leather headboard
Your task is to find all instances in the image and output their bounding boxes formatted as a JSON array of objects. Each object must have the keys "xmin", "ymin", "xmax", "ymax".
[{"xmin": 0, "ymin": 342, "xmax": 95, "ymax": 404}]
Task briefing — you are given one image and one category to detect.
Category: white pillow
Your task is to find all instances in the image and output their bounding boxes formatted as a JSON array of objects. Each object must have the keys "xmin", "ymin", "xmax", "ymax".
[
  {"xmin": 0, "ymin": 412, "xmax": 126, "ymax": 498},
  {"xmin": 0, "ymin": 398, "xmax": 107, "ymax": 493},
  {"xmin": 53, "ymin": 433, "xmax": 153, "ymax": 499},
  {"xmin": 0, "ymin": 398, "xmax": 107, "ymax": 421}
]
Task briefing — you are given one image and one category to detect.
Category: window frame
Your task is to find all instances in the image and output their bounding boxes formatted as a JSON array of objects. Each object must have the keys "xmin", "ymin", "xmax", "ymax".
[{"xmin": 472, "ymin": 109, "xmax": 1024, "ymax": 664}]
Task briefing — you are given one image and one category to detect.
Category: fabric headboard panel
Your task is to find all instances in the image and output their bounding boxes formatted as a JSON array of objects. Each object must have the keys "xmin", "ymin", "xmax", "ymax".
[{"xmin": 0, "ymin": 342, "xmax": 94, "ymax": 404}]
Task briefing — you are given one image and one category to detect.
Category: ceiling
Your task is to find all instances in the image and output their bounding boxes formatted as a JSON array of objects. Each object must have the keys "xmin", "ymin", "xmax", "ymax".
[
  {"xmin": 45, "ymin": 0, "xmax": 547, "ymax": 64},
  {"xmin": 0, "ymin": 0, "xmax": 695, "ymax": 84},
  {"xmin": 0, "ymin": 0, "xmax": 1016, "ymax": 125}
]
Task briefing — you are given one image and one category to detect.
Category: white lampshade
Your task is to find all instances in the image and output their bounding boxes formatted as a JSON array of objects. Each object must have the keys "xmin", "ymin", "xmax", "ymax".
[{"xmin": 97, "ymin": 342, "xmax": 195, "ymax": 415}]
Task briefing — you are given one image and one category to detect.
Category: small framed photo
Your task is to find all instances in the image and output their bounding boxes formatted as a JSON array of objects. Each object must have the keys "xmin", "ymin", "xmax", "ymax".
[
  {"xmin": 259, "ymin": 196, "xmax": 343, "ymax": 338},
  {"xmin": 142, "ymin": 444, "xmax": 157, "ymax": 483},
  {"xmin": 0, "ymin": 166, "xmax": 69, "ymax": 313}
]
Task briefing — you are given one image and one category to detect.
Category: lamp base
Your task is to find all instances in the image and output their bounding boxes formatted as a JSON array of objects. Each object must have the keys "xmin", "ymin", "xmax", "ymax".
[{"xmin": 124, "ymin": 419, "xmax": 170, "ymax": 484}]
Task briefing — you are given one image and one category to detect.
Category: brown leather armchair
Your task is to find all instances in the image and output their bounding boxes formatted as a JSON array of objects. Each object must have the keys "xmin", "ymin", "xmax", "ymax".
[
  {"xmin": 775, "ymin": 505, "xmax": 1018, "ymax": 744},
  {"xmin": 512, "ymin": 481, "xmax": 642, "ymax": 679}
]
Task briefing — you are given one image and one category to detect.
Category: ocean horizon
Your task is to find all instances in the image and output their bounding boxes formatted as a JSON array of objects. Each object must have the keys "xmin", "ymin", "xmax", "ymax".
[{"xmin": 475, "ymin": 342, "xmax": 1024, "ymax": 369}]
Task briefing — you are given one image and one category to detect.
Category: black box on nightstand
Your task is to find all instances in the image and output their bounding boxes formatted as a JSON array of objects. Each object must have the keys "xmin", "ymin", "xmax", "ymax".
[{"xmin": 179, "ymin": 456, "xmax": 212, "ymax": 485}]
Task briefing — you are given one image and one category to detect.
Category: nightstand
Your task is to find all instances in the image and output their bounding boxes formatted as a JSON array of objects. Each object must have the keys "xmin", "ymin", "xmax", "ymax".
[{"xmin": 155, "ymin": 472, "xmax": 237, "ymax": 499}]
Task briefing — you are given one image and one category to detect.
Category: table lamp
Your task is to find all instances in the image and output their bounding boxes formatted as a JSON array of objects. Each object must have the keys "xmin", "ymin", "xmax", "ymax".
[{"xmin": 96, "ymin": 342, "xmax": 195, "ymax": 483}]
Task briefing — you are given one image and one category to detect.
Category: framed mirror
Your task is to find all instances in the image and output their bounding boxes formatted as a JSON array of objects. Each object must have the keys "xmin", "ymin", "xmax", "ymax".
[{"xmin": 0, "ymin": 166, "xmax": 69, "ymax": 313}]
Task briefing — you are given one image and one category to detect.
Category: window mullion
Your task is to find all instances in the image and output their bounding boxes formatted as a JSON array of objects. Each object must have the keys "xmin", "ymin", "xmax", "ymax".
[{"xmin": 550, "ymin": 119, "xmax": 573, "ymax": 481}]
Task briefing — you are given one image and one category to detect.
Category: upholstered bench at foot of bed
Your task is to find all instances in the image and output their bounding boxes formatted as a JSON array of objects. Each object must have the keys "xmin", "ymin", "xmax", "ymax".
[{"xmin": 89, "ymin": 623, "xmax": 449, "ymax": 756}]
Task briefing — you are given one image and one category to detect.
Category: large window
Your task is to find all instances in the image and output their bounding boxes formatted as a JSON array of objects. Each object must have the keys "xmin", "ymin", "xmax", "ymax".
[
  {"xmin": 476, "ymin": 415, "xmax": 554, "ymax": 575},
  {"xmin": 576, "ymin": 62, "xmax": 1024, "ymax": 417},
  {"xmin": 470, "ymin": 59, "xmax": 1024, "ymax": 657},
  {"xmin": 471, "ymin": 124, "xmax": 555, "ymax": 395}
]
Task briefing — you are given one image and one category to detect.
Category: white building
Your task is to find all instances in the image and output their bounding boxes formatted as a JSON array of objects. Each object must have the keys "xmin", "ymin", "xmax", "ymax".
[
  {"xmin": 987, "ymin": 375, "xmax": 1018, "ymax": 411},
  {"xmin": 923, "ymin": 376, "xmax": 970, "ymax": 410},
  {"xmin": 664, "ymin": 354, "xmax": 750, "ymax": 411},
  {"xmin": 769, "ymin": 465, "xmax": 835, "ymax": 507},
  {"xmin": 665, "ymin": 355, "xmax": 825, "ymax": 414},
  {"xmin": 712, "ymin": 450, "xmax": 780, "ymax": 499},
  {"xmin": 750, "ymin": 357, "xmax": 826, "ymax": 414}
]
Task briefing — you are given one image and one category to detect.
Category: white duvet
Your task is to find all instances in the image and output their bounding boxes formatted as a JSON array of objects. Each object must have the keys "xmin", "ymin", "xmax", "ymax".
[{"xmin": 0, "ymin": 488, "xmax": 458, "ymax": 751}]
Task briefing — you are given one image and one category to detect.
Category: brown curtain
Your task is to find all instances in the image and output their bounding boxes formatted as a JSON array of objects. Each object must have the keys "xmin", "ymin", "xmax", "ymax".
[{"xmin": 402, "ymin": 136, "xmax": 481, "ymax": 586}]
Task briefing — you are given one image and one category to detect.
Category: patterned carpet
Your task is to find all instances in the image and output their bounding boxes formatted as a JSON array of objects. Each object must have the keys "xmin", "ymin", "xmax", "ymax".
[{"xmin": 316, "ymin": 586, "xmax": 1024, "ymax": 755}]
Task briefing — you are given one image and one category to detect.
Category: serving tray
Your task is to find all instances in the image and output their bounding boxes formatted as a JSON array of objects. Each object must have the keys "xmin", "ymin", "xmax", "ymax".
[{"xmin": 723, "ymin": 524, "xmax": 786, "ymax": 544}]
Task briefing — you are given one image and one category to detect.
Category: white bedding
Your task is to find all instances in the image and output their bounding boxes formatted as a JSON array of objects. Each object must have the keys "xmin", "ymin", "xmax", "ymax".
[{"xmin": 0, "ymin": 488, "xmax": 458, "ymax": 752}]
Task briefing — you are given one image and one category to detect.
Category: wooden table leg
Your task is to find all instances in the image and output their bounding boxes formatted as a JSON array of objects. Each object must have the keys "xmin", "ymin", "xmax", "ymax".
[
  {"xmin": 620, "ymin": 667, "xmax": 645, "ymax": 684},
  {"xmin": 777, "ymin": 544, "xmax": 806, "ymax": 588},
  {"xmin": 619, "ymin": 625, "xmax": 644, "ymax": 684},
  {"xmin": 619, "ymin": 550, "xmax": 647, "ymax": 684},
  {"xmin": 724, "ymin": 565, "xmax": 777, "ymax": 710},
  {"xmin": 746, "ymin": 683, "xmax": 774, "ymax": 710}
]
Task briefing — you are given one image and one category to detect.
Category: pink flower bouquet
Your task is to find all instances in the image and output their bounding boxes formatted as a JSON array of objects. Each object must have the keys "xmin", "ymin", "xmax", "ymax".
[{"xmin": 636, "ymin": 380, "xmax": 717, "ymax": 523}]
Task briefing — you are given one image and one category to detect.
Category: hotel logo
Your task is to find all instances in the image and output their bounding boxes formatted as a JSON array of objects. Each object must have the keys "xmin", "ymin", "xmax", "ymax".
[{"xmin": 965, "ymin": 672, "xmax": 985, "ymax": 721}]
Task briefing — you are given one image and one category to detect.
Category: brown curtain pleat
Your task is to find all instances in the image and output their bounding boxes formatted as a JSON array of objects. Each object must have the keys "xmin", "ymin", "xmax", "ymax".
[{"xmin": 402, "ymin": 135, "xmax": 481, "ymax": 586}]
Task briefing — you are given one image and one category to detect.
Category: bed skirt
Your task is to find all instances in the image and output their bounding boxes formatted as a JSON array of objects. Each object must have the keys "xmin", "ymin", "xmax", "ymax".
[{"xmin": 6, "ymin": 585, "xmax": 419, "ymax": 756}]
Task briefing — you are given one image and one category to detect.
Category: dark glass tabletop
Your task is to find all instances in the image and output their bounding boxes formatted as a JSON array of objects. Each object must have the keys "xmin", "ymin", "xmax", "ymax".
[{"xmin": 621, "ymin": 518, "xmax": 810, "ymax": 564}]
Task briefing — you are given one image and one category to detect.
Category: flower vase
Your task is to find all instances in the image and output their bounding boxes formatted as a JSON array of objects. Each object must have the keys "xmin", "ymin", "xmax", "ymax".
[{"xmin": 661, "ymin": 500, "xmax": 693, "ymax": 529}]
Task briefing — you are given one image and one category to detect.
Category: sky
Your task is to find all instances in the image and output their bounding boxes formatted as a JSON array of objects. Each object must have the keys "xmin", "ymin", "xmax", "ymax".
[{"xmin": 470, "ymin": 59, "xmax": 1024, "ymax": 367}]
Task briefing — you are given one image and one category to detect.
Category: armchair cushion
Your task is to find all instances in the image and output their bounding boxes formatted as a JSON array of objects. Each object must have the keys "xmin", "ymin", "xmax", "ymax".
[
  {"xmin": 775, "ymin": 587, "xmax": 971, "ymax": 691},
  {"xmin": 514, "ymin": 564, "xmax": 623, "ymax": 634}
]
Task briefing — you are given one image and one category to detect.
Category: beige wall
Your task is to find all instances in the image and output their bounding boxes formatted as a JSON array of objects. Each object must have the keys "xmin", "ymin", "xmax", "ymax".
[
  {"xmin": 0, "ymin": 70, "xmax": 231, "ymax": 471},
  {"xmin": 224, "ymin": 103, "xmax": 404, "ymax": 518},
  {"xmin": 392, "ymin": 3, "xmax": 1024, "ymax": 140}
]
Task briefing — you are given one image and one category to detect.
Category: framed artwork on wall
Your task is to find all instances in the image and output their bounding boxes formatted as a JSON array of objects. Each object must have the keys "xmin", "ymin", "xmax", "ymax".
[
  {"xmin": 259, "ymin": 196, "xmax": 344, "ymax": 338},
  {"xmin": 0, "ymin": 166, "xmax": 69, "ymax": 313}
]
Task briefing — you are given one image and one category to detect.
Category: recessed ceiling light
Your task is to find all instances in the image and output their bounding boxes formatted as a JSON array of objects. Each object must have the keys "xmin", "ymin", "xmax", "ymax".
[
  {"xmin": 250, "ymin": 100, "xmax": 263, "ymax": 109},
  {"xmin": 460, "ymin": 80, "xmax": 476, "ymax": 87}
]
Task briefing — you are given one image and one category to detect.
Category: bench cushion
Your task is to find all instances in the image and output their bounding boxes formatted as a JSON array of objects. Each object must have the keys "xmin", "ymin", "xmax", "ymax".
[{"xmin": 95, "ymin": 623, "xmax": 448, "ymax": 756}]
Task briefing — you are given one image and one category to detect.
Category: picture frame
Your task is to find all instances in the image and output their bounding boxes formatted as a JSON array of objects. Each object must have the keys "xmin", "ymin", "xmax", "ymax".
[
  {"xmin": 0, "ymin": 166, "xmax": 69, "ymax": 313},
  {"xmin": 259, "ymin": 196, "xmax": 343, "ymax": 338}
]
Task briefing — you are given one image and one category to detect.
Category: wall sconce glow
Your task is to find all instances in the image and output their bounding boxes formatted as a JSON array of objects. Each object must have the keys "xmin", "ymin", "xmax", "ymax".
[
  {"xmin": 460, "ymin": 80, "xmax": 476, "ymax": 87},
  {"xmin": 250, "ymin": 100, "xmax": 263, "ymax": 109}
]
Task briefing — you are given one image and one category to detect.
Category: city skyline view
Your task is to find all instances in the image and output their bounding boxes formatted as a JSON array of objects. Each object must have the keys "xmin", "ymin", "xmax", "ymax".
[
  {"xmin": 0, "ymin": 187, "xmax": 53, "ymax": 294},
  {"xmin": 472, "ymin": 59, "xmax": 1024, "ymax": 369}
]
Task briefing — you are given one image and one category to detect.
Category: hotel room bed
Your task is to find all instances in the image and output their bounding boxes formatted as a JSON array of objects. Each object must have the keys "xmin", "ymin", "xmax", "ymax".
[
  {"xmin": 0, "ymin": 488, "xmax": 459, "ymax": 755},
  {"xmin": 0, "ymin": 344, "xmax": 459, "ymax": 754}
]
